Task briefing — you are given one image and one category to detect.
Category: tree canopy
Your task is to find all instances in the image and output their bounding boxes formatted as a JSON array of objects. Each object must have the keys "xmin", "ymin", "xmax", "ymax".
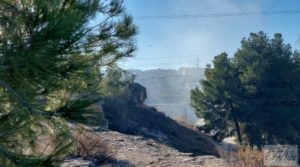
[
  {"xmin": 191, "ymin": 32, "xmax": 300, "ymax": 147},
  {"xmin": 0, "ymin": 0, "xmax": 136, "ymax": 166}
]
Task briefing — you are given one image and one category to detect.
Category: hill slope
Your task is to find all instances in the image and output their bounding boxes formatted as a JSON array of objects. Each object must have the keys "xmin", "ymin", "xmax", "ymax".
[
  {"xmin": 62, "ymin": 130, "xmax": 228, "ymax": 167},
  {"xmin": 62, "ymin": 81, "xmax": 228, "ymax": 166},
  {"xmin": 102, "ymin": 98, "xmax": 219, "ymax": 156}
]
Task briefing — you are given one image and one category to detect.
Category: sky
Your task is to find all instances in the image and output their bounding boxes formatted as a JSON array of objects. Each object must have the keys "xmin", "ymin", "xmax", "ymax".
[{"xmin": 118, "ymin": 0, "xmax": 300, "ymax": 70}]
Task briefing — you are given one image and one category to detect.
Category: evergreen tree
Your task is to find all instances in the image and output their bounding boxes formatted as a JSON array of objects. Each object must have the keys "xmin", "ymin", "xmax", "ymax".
[
  {"xmin": 192, "ymin": 32, "xmax": 300, "ymax": 147},
  {"xmin": 233, "ymin": 32, "xmax": 300, "ymax": 146},
  {"xmin": 100, "ymin": 65, "xmax": 130, "ymax": 98},
  {"xmin": 191, "ymin": 53, "xmax": 243, "ymax": 143},
  {"xmin": 0, "ymin": 0, "xmax": 136, "ymax": 166}
]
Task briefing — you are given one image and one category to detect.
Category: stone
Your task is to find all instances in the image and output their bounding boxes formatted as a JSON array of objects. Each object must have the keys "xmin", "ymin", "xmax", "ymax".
[{"xmin": 127, "ymin": 82, "xmax": 147, "ymax": 106}]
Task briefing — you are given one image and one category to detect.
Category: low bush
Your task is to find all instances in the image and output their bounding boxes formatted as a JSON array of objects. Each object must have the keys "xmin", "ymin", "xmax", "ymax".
[
  {"xmin": 72, "ymin": 127, "xmax": 115, "ymax": 165},
  {"xmin": 221, "ymin": 145, "xmax": 264, "ymax": 167}
]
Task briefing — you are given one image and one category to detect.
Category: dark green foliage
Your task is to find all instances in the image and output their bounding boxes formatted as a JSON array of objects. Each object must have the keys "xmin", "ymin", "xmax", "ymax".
[
  {"xmin": 0, "ymin": 0, "xmax": 136, "ymax": 166},
  {"xmin": 233, "ymin": 32, "xmax": 300, "ymax": 146},
  {"xmin": 191, "ymin": 53, "xmax": 242, "ymax": 143},
  {"xmin": 0, "ymin": 108, "xmax": 73, "ymax": 167},
  {"xmin": 57, "ymin": 97, "xmax": 103, "ymax": 126},
  {"xmin": 100, "ymin": 65, "xmax": 132, "ymax": 98},
  {"xmin": 191, "ymin": 32, "xmax": 300, "ymax": 147}
]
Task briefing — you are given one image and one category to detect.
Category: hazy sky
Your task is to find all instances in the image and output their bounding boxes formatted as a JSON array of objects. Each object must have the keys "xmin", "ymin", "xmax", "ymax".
[{"xmin": 119, "ymin": 0, "xmax": 300, "ymax": 70}]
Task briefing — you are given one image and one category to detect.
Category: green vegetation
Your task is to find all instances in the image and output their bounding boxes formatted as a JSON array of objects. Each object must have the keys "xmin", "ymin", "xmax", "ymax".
[
  {"xmin": 1, "ymin": 0, "xmax": 299, "ymax": 166},
  {"xmin": 100, "ymin": 65, "xmax": 134, "ymax": 99},
  {"xmin": 191, "ymin": 32, "xmax": 300, "ymax": 147},
  {"xmin": 0, "ymin": 0, "xmax": 136, "ymax": 166}
]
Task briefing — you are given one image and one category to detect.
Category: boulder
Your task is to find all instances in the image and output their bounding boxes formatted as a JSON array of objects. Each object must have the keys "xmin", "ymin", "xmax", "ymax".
[{"xmin": 127, "ymin": 82, "xmax": 147, "ymax": 106}]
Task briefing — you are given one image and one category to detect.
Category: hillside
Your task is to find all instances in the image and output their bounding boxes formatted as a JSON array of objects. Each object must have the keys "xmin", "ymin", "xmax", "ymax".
[
  {"xmin": 60, "ymin": 82, "xmax": 231, "ymax": 166},
  {"xmin": 102, "ymin": 98, "xmax": 218, "ymax": 156},
  {"xmin": 129, "ymin": 67, "xmax": 205, "ymax": 124},
  {"xmin": 62, "ymin": 130, "xmax": 228, "ymax": 167}
]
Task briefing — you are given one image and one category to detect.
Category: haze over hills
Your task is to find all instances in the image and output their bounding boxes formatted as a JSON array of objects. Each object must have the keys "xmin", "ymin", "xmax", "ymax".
[{"xmin": 130, "ymin": 67, "xmax": 205, "ymax": 124}]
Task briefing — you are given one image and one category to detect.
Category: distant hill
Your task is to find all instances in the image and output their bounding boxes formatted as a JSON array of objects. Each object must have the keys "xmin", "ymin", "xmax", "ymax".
[{"xmin": 129, "ymin": 67, "xmax": 205, "ymax": 124}]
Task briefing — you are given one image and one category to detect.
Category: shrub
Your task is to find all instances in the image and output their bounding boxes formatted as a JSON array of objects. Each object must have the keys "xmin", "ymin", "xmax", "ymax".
[
  {"xmin": 222, "ymin": 145, "xmax": 264, "ymax": 167},
  {"xmin": 72, "ymin": 127, "xmax": 115, "ymax": 165}
]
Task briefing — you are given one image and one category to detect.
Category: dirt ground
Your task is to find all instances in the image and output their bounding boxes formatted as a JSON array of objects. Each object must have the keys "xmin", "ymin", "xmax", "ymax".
[{"xmin": 62, "ymin": 130, "xmax": 228, "ymax": 167}]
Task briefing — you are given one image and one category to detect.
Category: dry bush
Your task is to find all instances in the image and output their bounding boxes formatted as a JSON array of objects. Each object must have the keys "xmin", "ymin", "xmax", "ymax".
[
  {"xmin": 72, "ymin": 127, "xmax": 115, "ymax": 165},
  {"xmin": 222, "ymin": 145, "xmax": 264, "ymax": 167}
]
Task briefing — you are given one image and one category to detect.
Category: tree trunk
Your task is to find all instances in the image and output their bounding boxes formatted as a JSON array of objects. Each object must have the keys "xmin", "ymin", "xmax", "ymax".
[{"xmin": 230, "ymin": 103, "xmax": 243, "ymax": 145}]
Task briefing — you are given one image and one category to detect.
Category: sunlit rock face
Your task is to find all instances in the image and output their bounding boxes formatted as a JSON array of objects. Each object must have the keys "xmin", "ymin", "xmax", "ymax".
[{"xmin": 129, "ymin": 67, "xmax": 204, "ymax": 124}]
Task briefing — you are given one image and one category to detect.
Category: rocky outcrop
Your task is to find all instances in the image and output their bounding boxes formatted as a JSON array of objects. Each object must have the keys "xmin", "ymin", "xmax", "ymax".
[{"xmin": 127, "ymin": 82, "xmax": 147, "ymax": 106}]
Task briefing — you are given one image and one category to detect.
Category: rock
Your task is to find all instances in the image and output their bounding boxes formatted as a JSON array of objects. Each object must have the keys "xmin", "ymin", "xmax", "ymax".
[{"xmin": 127, "ymin": 82, "xmax": 147, "ymax": 106}]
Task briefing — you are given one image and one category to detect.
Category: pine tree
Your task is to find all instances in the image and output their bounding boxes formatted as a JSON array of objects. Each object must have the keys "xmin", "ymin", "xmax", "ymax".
[
  {"xmin": 0, "ymin": 0, "xmax": 136, "ymax": 166},
  {"xmin": 191, "ymin": 53, "xmax": 243, "ymax": 143},
  {"xmin": 233, "ymin": 32, "xmax": 300, "ymax": 146},
  {"xmin": 192, "ymin": 32, "xmax": 300, "ymax": 147},
  {"xmin": 100, "ymin": 66, "xmax": 130, "ymax": 98}
]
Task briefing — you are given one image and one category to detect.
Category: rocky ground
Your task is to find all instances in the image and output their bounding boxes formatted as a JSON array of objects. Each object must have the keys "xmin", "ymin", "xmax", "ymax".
[{"xmin": 62, "ymin": 130, "xmax": 229, "ymax": 167}]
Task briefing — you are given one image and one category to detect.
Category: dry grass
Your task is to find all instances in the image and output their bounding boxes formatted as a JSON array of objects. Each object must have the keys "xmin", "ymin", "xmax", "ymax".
[
  {"xmin": 72, "ymin": 127, "xmax": 115, "ymax": 165},
  {"xmin": 221, "ymin": 145, "xmax": 264, "ymax": 167}
]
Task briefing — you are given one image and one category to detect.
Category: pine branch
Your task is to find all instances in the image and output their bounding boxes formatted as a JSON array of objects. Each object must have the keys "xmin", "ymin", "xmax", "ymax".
[{"xmin": 0, "ymin": 79, "xmax": 56, "ymax": 117}]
